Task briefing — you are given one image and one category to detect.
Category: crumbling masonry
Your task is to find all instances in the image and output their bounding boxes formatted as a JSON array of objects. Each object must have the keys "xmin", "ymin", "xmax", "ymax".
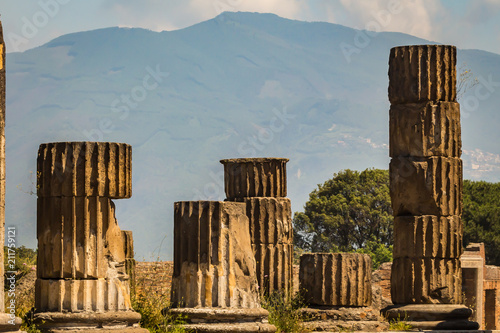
[
  {"xmin": 383, "ymin": 45, "xmax": 477, "ymax": 330},
  {"xmin": 220, "ymin": 158, "xmax": 293, "ymax": 295},
  {"xmin": 34, "ymin": 142, "xmax": 147, "ymax": 333},
  {"xmin": 169, "ymin": 157, "xmax": 295, "ymax": 332}
]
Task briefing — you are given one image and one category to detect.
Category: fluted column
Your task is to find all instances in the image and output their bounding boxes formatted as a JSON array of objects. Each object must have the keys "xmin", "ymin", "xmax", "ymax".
[
  {"xmin": 221, "ymin": 158, "xmax": 293, "ymax": 295},
  {"xmin": 34, "ymin": 142, "xmax": 146, "ymax": 332},
  {"xmin": 384, "ymin": 45, "xmax": 477, "ymax": 330}
]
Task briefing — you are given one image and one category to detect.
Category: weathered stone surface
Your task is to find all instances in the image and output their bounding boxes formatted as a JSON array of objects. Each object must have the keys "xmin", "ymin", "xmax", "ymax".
[
  {"xmin": 0, "ymin": 313, "xmax": 23, "ymax": 332},
  {"xmin": 37, "ymin": 196, "xmax": 126, "ymax": 279},
  {"xmin": 245, "ymin": 197, "xmax": 293, "ymax": 245},
  {"xmin": 168, "ymin": 308, "xmax": 275, "ymax": 333},
  {"xmin": 37, "ymin": 142, "xmax": 132, "ymax": 198},
  {"xmin": 390, "ymin": 156, "xmax": 462, "ymax": 216},
  {"xmin": 33, "ymin": 311, "xmax": 147, "ymax": 332},
  {"xmin": 389, "ymin": 45, "xmax": 456, "ymax": 104},
  {"xmin": 300, "ymin": 253, "xmax": 372, "ymax": 307},
  {"xmin": 220, "ymin": 158, "xmax": 288, "ymax": 199},
  {"xmin": 35, "ymin": 141, "xmax": 141, "ymax": 330},
  {"xmin": 299, "ymin": 306, "xmax": 379, "ymax": 321},
  {"xmin": 253, "ymin": 243, "xmax": 293, "ymax": 295},
  {"xmin": 391, "ymin": 258, "xmax": 462, "ymax": 304},
  {"xmin": 302, "ymin": 320, "xmax": 388, "ymax": 332},
  {"xmin": 245, "ymin": 197, "xmax": 293, "ymax": 294},
  {"xmin": 175, "ymin": 323, "xmax": 276, "ymax": 333},
  {"xmin": 122, "ymin": 230, "xmax": 136, "ymax": 298},
  {"xmin": 383, "ymin": 304, "xmax": 479, "ymax": 330},
  {"xmin": 171, "ymin": 201, "xmax": 260, "ymax": 308},
  {"xmin": 35, "ymin": 278, "xmax": 132, "ymax": 312},
  {"xmin": 393, "ymin": 215, "xmax": 462, "ymax": 259},
  {"xmin": 384, "ymin": 303, "xmax": 472, "ymax": 320},
  {"xmin": 389, "ymin": 102, "xmax": 461, "ymax": 158}
]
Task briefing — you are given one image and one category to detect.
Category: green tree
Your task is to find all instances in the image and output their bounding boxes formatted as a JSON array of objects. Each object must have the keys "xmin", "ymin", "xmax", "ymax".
[
  {"xmin": 463, "ymin": 180, "xmax": 500, "ymax": 265},
  {"xmin": 293, "ymin": 169, "xmax": 393, "ymax": 256}
]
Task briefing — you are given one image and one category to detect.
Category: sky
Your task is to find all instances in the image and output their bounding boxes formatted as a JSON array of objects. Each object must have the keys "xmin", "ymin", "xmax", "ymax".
[{"xmin": 1, "ymin": 0, "xmax": 500, "ymax": 55}]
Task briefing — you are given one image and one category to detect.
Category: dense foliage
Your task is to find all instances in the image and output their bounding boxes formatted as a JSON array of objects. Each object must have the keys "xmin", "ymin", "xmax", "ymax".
[
  {"xmin": 293, "ymin": 169, "xmax": 393, "ymax": 257},
  {"xmin": 463, "ymin": 180, "xmax": 500, "ymax": 265}
]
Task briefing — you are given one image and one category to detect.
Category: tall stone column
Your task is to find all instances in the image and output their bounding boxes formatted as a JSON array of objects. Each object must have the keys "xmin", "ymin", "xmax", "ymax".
[
  {"xmin": 383, "ymin": 45, "xmax": 477, "ymax": 330},
  {"xmin": 34, "ymin": 142, "xmax": 147, "ymax": 333},
  {"xmin": 0, "ymin": 21, "xmax": 25, "ymax": 333},
  {"xmin": 169, "ymin": 201, "xmax": 275, "ymax": 332},
  {"xmin": 220, "ymin": 158, "xmax": 293, "ymax": 295}
]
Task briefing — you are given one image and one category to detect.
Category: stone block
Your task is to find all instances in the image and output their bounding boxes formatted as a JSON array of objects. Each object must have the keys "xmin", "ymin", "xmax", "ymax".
[
  {"xmin": 389, "ymin": 45, "xmax": 456, "ymax": 104},
  {"xmin": 391, "ymin": 257, "xmax": 462, "ymax": 304},
  {"xmin": 37, "ymin": 142, "xmax": 132, "ymax": 198},
  {"xmin": 171, "ymin": 201, "xmax": 260, "ymax": 308},
  {"xmin": 300, "ymin": 253, "xmax": 372, "ymax": 307},
  {"xmin": 389, "ymin": 102, "xmax": 461, "ymax": 158},
  {"xmin": 35, "ymin": 278, "xmax": 132, "ymax": 313},
  {"xmin": 33, "ymin": 311, "xmax": 148, "ymax": 332},
  {"xmin": 253, "ymin": 243, "xmax": 293, "ymax": 295},
  {"xmin": 390, "ymin": 156, "xmax": 462, "ymax": 216},
  {"xmin": 37, "ymin": 196, "xmax": 127, "ymax": 279},
  {"xmin": 245, "ymin": 197, "xmax": 293, "ymax": 245},
  {"xmin": 220, "ymin": 158, "xmax": 288, "ymax": 199},
  {"xmin": 393, "ymin": 215, "xmax": 462, "ymax": 259}
]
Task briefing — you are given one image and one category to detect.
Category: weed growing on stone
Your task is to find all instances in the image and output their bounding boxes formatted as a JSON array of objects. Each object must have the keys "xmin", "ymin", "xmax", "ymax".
[
  {"xmin": 388, "ymin": 314, "xmax": 413, "ymax": 331},
  {"xmin": 261, "ymin": 290, "xmax": 310, "ymax": 333},
  {"xmin": 132, "ymin": 259, "xmax": 190, "ymax": 332}
]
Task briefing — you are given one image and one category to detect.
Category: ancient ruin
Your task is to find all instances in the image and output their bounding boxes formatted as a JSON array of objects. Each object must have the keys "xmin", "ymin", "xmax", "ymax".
[
  {"xmin": 168, "ymin": 158, "xmax": 292, "ymax": 332},
  {"xmin": 299, "ymin": 253, "xmax": 387, "ymax": 331},
  {"xmin": 0, "ymin": 20, "xmax": 24, "ymax": 333},
  {"xmin": 34, "ymin": 142, "xmax": 147, "ymax": 332},
  {"xmin": 221, "ymin": 158, "xmax": 293, "ymax": 295},
  {"xmin": 383, "ymin": 45, "xmax": 477, "ymax": 329}
]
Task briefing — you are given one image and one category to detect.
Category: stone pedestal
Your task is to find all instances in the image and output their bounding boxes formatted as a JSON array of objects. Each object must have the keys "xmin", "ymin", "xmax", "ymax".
[
  {"xmin": 34, "ymin": 142, "xmax": 146, "ymax": 332},
  {"xmin": 383, "ymin": 45, "xmax": 477, "ymax": 330},
  {"xmin": 0, "ymin": 21, "xmax": 24, "ymax": 333},
  {"xmin": 299, "ymin": 253, "xmax": 387, "ymax": 331},
  {"xmin": 221, "ymin": 158, "xmax": 293, "ymax": 295},
  {"xmin": 170, "ymin": 200, "xmax": 275, "ymax": 332}
]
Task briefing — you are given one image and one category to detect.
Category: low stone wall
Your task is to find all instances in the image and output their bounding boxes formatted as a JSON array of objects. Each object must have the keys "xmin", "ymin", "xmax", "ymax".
[{"xmin": 135, "ymin": 261, "xmax": 173, "ymax": 300}]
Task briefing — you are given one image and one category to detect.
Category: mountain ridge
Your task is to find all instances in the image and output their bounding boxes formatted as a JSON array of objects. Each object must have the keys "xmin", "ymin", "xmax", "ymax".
[{"xmin": 4, "ymin": 11, "xmax": 500, "ymax": 259}]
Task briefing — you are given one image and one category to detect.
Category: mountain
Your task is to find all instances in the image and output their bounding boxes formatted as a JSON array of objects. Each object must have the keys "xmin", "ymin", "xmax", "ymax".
[{"xmin": 5, "ymin": 12, "xmax": 500, "ymax": 259}]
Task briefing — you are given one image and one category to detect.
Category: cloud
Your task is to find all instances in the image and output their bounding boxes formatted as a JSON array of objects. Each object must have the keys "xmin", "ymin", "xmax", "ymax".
[{"xmin": 323, "ymin": 0, "xmax": 442, "ymax": 40}]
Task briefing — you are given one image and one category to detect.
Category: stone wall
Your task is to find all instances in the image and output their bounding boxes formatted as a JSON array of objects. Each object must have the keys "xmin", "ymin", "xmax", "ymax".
[{"xmin": 135, "ymin": 261, "xmax": 173, "ymax": 299}]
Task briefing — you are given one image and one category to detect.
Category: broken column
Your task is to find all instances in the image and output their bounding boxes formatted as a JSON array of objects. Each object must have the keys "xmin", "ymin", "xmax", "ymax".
[
  {"xmin": 220, "ymin": 158, "xmax": 293, "ymax": 295},
  {"xmin": 383, "ymin": 45, "xmax": 477, "ymax": 330},
  {"xmin": 169, "ymin": 201, "xmax": 275, "ymax": 332},
  {"xmin": 0, "ymin": 21, "xmax": 24, "ymax": 333},
  {"xmin": 299, "ymin": 253, "xmax": 388, "ymax": 332},
  {"xmin": 34, "ymin": 142, "xmax": 147, "ymax": 332}
]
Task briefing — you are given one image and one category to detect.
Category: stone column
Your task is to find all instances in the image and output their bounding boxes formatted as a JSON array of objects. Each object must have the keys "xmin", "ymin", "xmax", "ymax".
[
  {"xmin": 169, "ymin": 200, "xmax": 275, "ymax": 332},
  {"xmin": 0, "ymin": 21, "xmax": 24, "ymax": 333},
  {"xmin": 220, "ymin": 158, "xmax": 293, "ymax": 295},
  {"xmin": 299, "ymin": 253, "xmax": 387, "ymax": 332},
  {"xmin": 34, "ymin": 142, "xmax": 147, "ymax": 333},
  {"xmin": 383, "ymin": 45, "xmax": 477, "ymax": 330}
]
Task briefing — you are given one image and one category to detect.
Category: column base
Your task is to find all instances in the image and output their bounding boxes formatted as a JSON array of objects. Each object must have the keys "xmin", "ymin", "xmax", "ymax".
[
  {"xmin": 32, "ymin": 311, "xmax": 148, "ymax": 333},
  {"xmin": 167, "ymin": 308, "xmax": 276, "ymax": 333},
  {"xmin": 300, "ymin": 306, "xmax": 389, "ymax": 332},
  {"xmin": 0, "ymin": 313, "xmax": 25, "ymax": 332},
  {"xmin": 381, "ymin": 304, "xmax": 479, "ymax": 330}
]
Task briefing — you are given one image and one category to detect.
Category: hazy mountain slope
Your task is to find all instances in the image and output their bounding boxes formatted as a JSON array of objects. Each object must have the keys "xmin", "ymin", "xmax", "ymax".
[{"xmin": 5, "ymin": 12, "xmax": 500, "ymax": 259}]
